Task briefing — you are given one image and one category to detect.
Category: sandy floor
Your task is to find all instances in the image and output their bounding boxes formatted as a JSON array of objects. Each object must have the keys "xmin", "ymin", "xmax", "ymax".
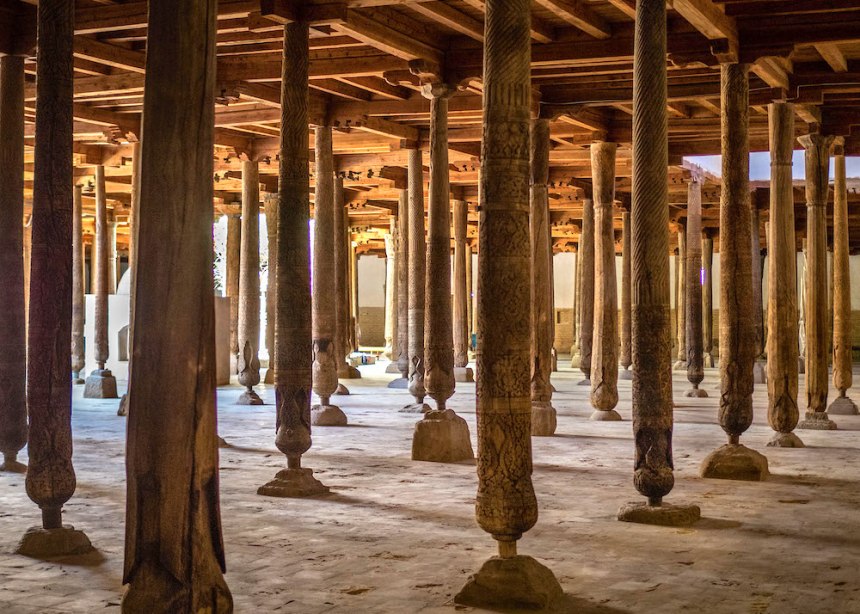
[{"xmin": 1, "ymin": 360, "xmax": 859, "ymax": 613}]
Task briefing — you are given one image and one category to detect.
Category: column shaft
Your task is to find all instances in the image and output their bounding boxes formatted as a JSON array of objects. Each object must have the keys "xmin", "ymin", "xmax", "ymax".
[
  {"xmin": 71, "ymin": 185, "xmax": 85, "ymax": 384},
  {"xmin": 383, "ymin": 219, "xmax": 397, "ymax": 361},
  {"xmin": 579, "ymin": 197, "xmax": 595, "ymax": 381},
  {"xmin": 702, "ymin": 232, "xmax": 714, "ymax": 367},
  {"xmin": 333, "ymin": 178, "xmax": 357, "ymax": 378},
  {"xmin": 94, "ymin": 166, "xmax": 109, "ymax": 370},
  {"xmin": 395, "ymin": 188, "xmax": 410, "ymax": 378},
  {"xmin": 453, "ymin": 199, "xmax": 470, "ymax": 368},
  {"xmin": 264, "ymin": 196, "xmax": 277, "ymax": 384},
  {"xmin": 674, "ymin": 225, "xmax": 686, "ymax": 366},
  {"xmin": 108, "ymin": 212, "xmax": 118, "ymax": 294},
  {"xmin": 685, "ymin": 180, "xmax": 705, "ymax": 394},
  {"xmin": 407, "ymin": 148, "xmax": 428, "ymax": 406},
  {"xmin": 751, "ymin": 206, "xmax": 764, "ymax": 360},
  {"xmin": 620, "ymin": 210, "xmax": 632, "ymax": 372},
  {"xmin": 237, "ymin": 160, "xmax": 262, "ymax": 403},
  {"xmin": 226, "ymin": 214, "xmax": 240, "ymax": 374}
]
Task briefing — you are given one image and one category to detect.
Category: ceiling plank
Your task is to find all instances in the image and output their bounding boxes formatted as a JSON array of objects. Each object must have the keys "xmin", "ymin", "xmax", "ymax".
[{"xmin": 533, "ymin": 0, "xmax": 612, "ymax": 39}]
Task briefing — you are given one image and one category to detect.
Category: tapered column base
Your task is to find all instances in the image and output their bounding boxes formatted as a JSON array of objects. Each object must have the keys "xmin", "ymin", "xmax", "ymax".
[
  {"xmin": 589, "ymin": 409, "xmax": 622, "ymax": 421},
  {"xmin": 0, "ymin": 453, "xmax": 26, "ymax": 473},
  {"xmin": 576, "ymin": 378, "xmax": 591, "ymax": 387},
  {"xmin": 752, "ymin": 361, "xmax": 767, "ymax": 384},
  {"xmin": 453, "ymin": 366, "xmax": 474, "ymax": 382},
  {"xmin": 569, "ymin": 354, "xmax": 581, "ymax": 369},
  {"xmin": 700, "ymin": 443, "xmax": 769, "ymax": 481},
  {"xmin": 83, "ymin": 369, "xmax": 118, "ymax": 399},
  {"xmin": 411, "ymin": 409, "xmax": 473, "ymax": 463},
  {"xmin": 619, "ymin": 367, "xmax": 633, "ymax": 380},
  {"xmin": 236, "ymin": 389, "xmax": 264, "ymax": 405},
  {"xmin": 385, "ymin": 362, "xmax": 401, "ymax": 374},
  {"xmin": 264, "ymin": 369, "xmax": 274, "ymax": 384},
  {"xmin": 684, "ymin": 387, "xmax": 708, "ymax": 398},
  {"xmin": 827, "ymin": 395, "xmax": 859, "ymax": 415},
  {"xmin": 218, "ymin": 436, "xmax": 231, "ymax": 448},
  {"xmin": 672, "ymin": 360, "xmax": 687, "ymax": 371},
  {"xmin": 767, "ymin": 432, "xmax": 805, "ymax": 448},
  {"xmin": 387, "ymin": 377, "xmax": 409, "ymax": 389},
  {"xmin": 121, "ymin": 559, "xmax": 233, "ymax": 614},
  {"xmin": 798, "ymin": 411, "xmax": 837, "ymax": 430},
  {"xmin": 257, "ymin": 467, "xmax": 330, "ymax": 498},
  {"xmin": 72, "ymin": 377, "xmax": 85, "ymax": 385},
  {"xmin": 338, "ymin": 365, "xmax": 362, "ymax": 379},
  {"xmin": 703, "ymin": 353, "xmax": 714, "ymax": 368},
  {"xmin": 311, "ymin": 404, "xmax": 348, "ymax": 426},
  {"xmin": 455, "ymin": 555, "xmax": 563, "ymax": 611},
  {"xmin": 117, "ymin": 393, "xmax": 129, "ymax": 416},
  {"xmin": 334, "ymin": 383, "xmax": 350, "ymax": 395},
  {"xmin": 617, "ymin": 501, "xmax": 701, "ymax": 527},
  {"xmin": 16, "ymin": 525, "xmax": 93, "ymax": 558},
  {"xmin": 400, "ymin": 402, "xmax": 431, "ymax": 413},
  {"xmin": 531, "ymin": 402, "xmax": 557, "ymax": 436}
]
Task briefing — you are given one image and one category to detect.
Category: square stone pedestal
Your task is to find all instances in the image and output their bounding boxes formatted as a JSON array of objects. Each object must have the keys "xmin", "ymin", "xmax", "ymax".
[{"xmin": 83, "ymin": 369, "xmax": 118, "ymax": 399}]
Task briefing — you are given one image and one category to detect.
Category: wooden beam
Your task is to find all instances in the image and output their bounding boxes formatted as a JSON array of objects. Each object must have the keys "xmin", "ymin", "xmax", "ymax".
[
  {"xmin": 604, "ymin": 0, "xmax": 636, "ymax": 20},
  {"xmin": 815, "ymin": 43, "xmax": 848, "ymax": 73},
  {"xmin": 331, "ymin": 7, "xmax": 444, "ymax": 64},
  {"xmin": 534, "ymin": 0, "xmax": 612, "ymax": 39},
  {"xmin": 73, "ymin": 37, "xmax": 146, "ymax": 73},
  {"xmin": 670, "ymin": 0, "xmax": 738, "ymax": 62},
  {"xmin": 460, "ymin": 0, "xmax": 555, "ymax": 44},
  {"xmin": 409, "ymin": 2, "xmax": 484, "ymax": 42}
]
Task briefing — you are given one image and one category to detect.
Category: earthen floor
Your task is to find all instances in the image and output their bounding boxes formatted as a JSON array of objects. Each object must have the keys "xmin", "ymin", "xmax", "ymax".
[{"xmin": 2, "ymin": 362, "xmax": 860, "ymax": 613}]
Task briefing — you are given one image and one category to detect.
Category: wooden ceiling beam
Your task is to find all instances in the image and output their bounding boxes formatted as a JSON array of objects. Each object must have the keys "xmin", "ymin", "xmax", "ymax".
[
  {"xmin": 669, "ymin": 0, "xmax": 738, "ymax": 62},
  {"xmin": 329, "ymin": 7, "xmax": 444, "ymax": 64},
  {"xmin": 534, "ymin": 0, "xmax": 612, "ymax": 39},
  {"xmin": 460, "ymin": 0, "xmax": 555, "ymax": 44},
  {"xmin": 815, "ymin": 43, "xmax": 848, "ymax": 73},
  {"xmin": 408, "ymin": 2, "xmax": 484, "ymax": 42}
]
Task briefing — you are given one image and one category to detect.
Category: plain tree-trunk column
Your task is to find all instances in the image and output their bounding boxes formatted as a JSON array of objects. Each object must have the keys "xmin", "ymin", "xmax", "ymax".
[
  {"xmin": 334, "ymin": 177, "xmax": 360, "ymax": 380},
  {"xmin": 0, "ymin": 54, "xmax": 27, "ymax": 473},
  {"xmin": 798, "ymin": 132, "xmax": 837, "ymax": 431},
  {"xmin": 383, "ymin": 219, "xmax": 398, "ymax": 366},
  {"xmin": 702, "ymin": 230, "xmax": 715, "ymax": 367},
  {"xmin": 828, "ymin": 138, "xmax": 858, "ymax": 416},
  {"xmin": 263, "ymin": 196, "xmax": 277, "ymax": 384},
  {"xmin": 226, "ymin": 213, "xmax": 241, "ymax": 376},
  {"xmin": 617, "ymin": 0, "xmax": 699, "ymax": 526},
  {"xmin": 619, "ymin": 209, "xmax": 633, "ymax": 380},
  {"xmin": 83, "ymin": 165, "xmax": 118, "ymax": 399},
  {"xmin": 236, "ymin": 160, "xmax": 263, "ymax": 405},
  {"xmin": 310, "ymin": 126, "xmax": 347, "ymax": 426},
  {"xmin": 673, "ymin": 224, "xmax": 687, "ymax": 369},
  {"xmin": 570, "ymin": 243, "xmax": 581, "ymax": 366},
  {"xmin": 258, "ymin": 21, "xmax": 329, "ymax": 499},
  {"xmin": 590, "ymin": 141, "xmax": 622, "ymax": 421},
  {"xmin": 578, "ymin": 197, "xmax": 595, "ymax": 384},
  {"xmin": 684, "ymin": 179, "xmax": 706, "ymax": 397},
  {"xmin": 453, "ymin": 198, "xmax": 470, "ymax": 370},
  {"xmin": 530, "ymin": 118, "xmax": 557, "ymax": 435},
  {"xmin": 108, "ymin": 210, "xmax": 118, "ymax": 293},
  {"xmin": 455, "ymin": 0, "xmax": 563, "ymax": 607},
  {"xmin": 700, "ymin": 63, "xmax": 768, "ymax": 481},
  {"xmin": 751, "ymin": 204, "xmax": 766, "ymax": 383},
  {"xmin": 405, "ymin": 148, "xmax": 430, "ymax": 411},
  {"xmin": 71, "ymin": 185, "xmax": 86, "ymax": 386},
  {"xmin": 121, "ymin": 0, "xmax": 231, "ymax": 607},
  {"xmin": 390, "ymin": 187, "xmax": 410, "ymax": 386}
]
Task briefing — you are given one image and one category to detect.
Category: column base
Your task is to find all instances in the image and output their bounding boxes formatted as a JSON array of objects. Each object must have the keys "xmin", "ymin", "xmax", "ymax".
[
  {"xmin": 531, "ymin": 402, "xmax": 557, "ymax": 437},
  {"xmin": 576, "ymin": 378, "xmax": 591, "ymax": 387},
  {"xmin": 454, "ymin": 554, "xmax": 563, "ymax": 611},
  {"xmin": 83, "ymin": 369, "xmax": 118, "ymax": 399},
  {"xmin": 684, "ymin": 387, "xmax": 709, "ymax": 398},
  {"xmin": 569, "ymin": 354, "xmax": 581, "ymax": 369},
  {"xmin": 117, "ymin": 393, "xmax": 129, "ymax": 417},
  {"xmin": 798, "ymin": 411, "xmax": 837, "ymax": 430},
  {"xmin": 385, "ymin": 362, "xmax": 401, "ymax": 374},
  {"xmin": 16, "ymin": 525, "xmax": 93, "ymax": 558},
  {"xmin": 798, "ymin": 357, "xmax": 805, "ymax": 374},
  {"xmin": 617, "ymin": 501, "xmax": 701, "ymax": 527},
  {"xmin": 703, "ymin": 353, "xmax": 714, "ymax": 368},
  {"xmin": 752, "ymin": 361, "xmax": 767, "ymax": 384},
  {"xmin": 387, "ymin": 377, "xmax": 409, "ymax": 389},
  {"xmin": 311, "ymin": 404, "xmax": 348, "ymax": 426},
  {"xmin": 400, "ymin": 402, "xmax": 431, "ymax": 414},
  {"xmin": 236, "ymin": 389, "xmax": 264, "ymax": 405},
  {"xmin": 217, "ymin": 436, "xmax": 231, "ymax": 449},
  {"xmin": 700, "ymin": 443, "xmax": 769, "ymax": 481},
  {"xmin": 121, "ymin": 558, "xmax": 233, "ymax": 614},
  {"xmin": 672, "ymin": 360, "xmax": 687, "ymax": 371},
  {"xmin": 411, "ymin": 409, "xmax": 474, "ymax": 463},
  {"xmin": 72, "ymin": 376, "xmax": 85, "ymax": 385},
  {"xmin": 589, "ymin": 409, "xmax": 622, "ymax": 422},
  {"xmin": 257, "ymin": 467, "xmax": 330, "ymax": 498},
  {"xmin": 339, "ymin": 365, "xmax": 362, "ymax": 379},
  {"xmin": 1, "ymin": 453, "xmax": 26, "ymax": 473},
  {"xmin": 454, "ymin": 366, "xmax": 474, "ymax": 382},
  {"xmin": 334, "ymin": 383, "xmax": 350, "ymax": 396},
  {"xmin": 827, "ymin": 395, "xmax": 859, "ymax": 416},
  {"xmin": 264, "ymin": 369, "xmax": 274, "ymax": 384},
  {"xmin": 767, "ymin": 431, "xmax": 805, "ymax": 448},
  {"xmin": 619, "ymin": 367, "xmax": 633, "ymax": 380}
]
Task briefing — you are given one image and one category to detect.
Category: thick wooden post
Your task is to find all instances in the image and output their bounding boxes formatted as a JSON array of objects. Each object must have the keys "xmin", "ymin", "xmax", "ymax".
[
  {"xmin": 455, "ymin": 0, "xmax": 563, "ymax": 607},
  {"xmin": 702, "ymin": 230, "xmax": 715, "ymax": 367},
  {"xmin": 570, "ymin": 242, "xmax": 581, "ymax": 366},
  {"xmin": 700, "ymin": 64, "xmax": 768, "ymax": 481},
  {"xmin": 383, "ymin": 219, "xmax": 398, "ymax": 366},
  {"xmin": 236, "ymin": 160, "xmax": 263, "ymax": 405},
  {"xmin": 107, "ymin": 210, "xmax": 118, "ymax": 294},
  {"xmin": 673, "ymin": 224, "xmax": 687, "ymax": 369},
  {"xmin": 617, "ymin": 0, "xmax": 699, "ymax": 526},
  {"xmin": 828, "ymin": 138, "xmax": 857, "ymax": 415},
  {"xmin": 0, "ymin": 54, "xmax": 27, "ymax": 473},
  {"xmin": 619, "ymin": 209, "xmax": 633, "ymax": 379},
  {"xmin": 684, "ymin": 179, "xmax": 706, "ymax": 397},
  {"xmin": 453, "ymin": 198, "xmax": 470, "ymax": 371},
  {"xmin": 750, "ymin": 204, "xmax": 766, "ymax": 384},
  {"xmin": 264, "ymin": 197, "xmax": 277, "ymax": 384},
  {"xmin": 257, "ymin": 21, "xmax": 329, "ymax": 499},
  {"xmin": 334, "ymin": 177, "xmax": 360, "ymax": 380},
  {"xmin": 71, "ymin": 185, "xmax": 86, "ymax": 386},
  {"xmin": 798, "ymin": 132, "xmax": 837, "ymax": 431},
  {"xmin": 226, "ymin": 213, "xmax": 241, "ymax": 376},
  {"xmin": 578, "ymin": 197, "xmax": 595, "ymax": 384},
  {"xmin": 405, "ymin": 147, "xmax": 430, "ymax": 411},
  {"xmin": 389, "ymin": 188, "xmax": 410, "ymax": 386},
  {"xmin": 590, "ymin": 141, "xmax": 622, "ymax": 421}
]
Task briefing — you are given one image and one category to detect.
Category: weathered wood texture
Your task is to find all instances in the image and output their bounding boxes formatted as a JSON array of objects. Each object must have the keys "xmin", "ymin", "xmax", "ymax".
[
  {"xmin": 750, "ymin": 205, "xmax": 764, "ymax": 358},
  {"xmin": 264, "ymin": 196, "xmax": 277, "ymax": 381},
  {"xmin": 620, "ymin": 210, "xmax": 632, "ymax": 371},
  {"xmin": 579, "ymin": 197, "xmax": 595, "ymax": 380},
  {"xmin": 453, "ymin": 199, "xmax": 469, "ymax": 369},
  {"xmin": 395, "ymin": 188, "xmax": 410, "ymax": 378},
  {"xmin": 333, "ymin": 178, "xmax": 353, "ymax": 377},
  {"xmin": 238, "ymin": 160, "xmax": 262, "ymax": 395},
  {"xmin": 226, "ymin": 213, "xmax": 240, "ymax": 374},
  {"xmin": 407, "ymin": 148, "xmax": 427, "ymax": 404},
  {"xmin": 383, "ymin": 220, "xmax": 397, "ymax": 361},
  {"xmin": 93, "ymin": 165, "xmax": 109, "ymax": 370},
  {"xmin": 675, "ymin": 224, "xmax": 686, "ymax": 364},
  {"xmin": 71, "ymin": 185, "xmax": 85, "ymax": 383},
  {"xmin": 122, "ymin": 0, "xmax": 231, "ymax": 609},
  {"xmin": 831, "ymin": 139, "xmax": 853, "ymax": 398},
  {"xmin": 702, "ymin": 230, "xmax": 714, "ymax": 366},
  {"xmin": 685, "ymin": 179, "xmax": 705, "ymax": 391}
]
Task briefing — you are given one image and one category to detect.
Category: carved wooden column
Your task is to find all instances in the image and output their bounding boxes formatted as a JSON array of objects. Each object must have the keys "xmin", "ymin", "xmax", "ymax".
[
  {"xmin": 684, "ymin": 178, "xmax": 707, "ymax": 397},
  {"xmin": 530, "ymin": 118, "xmax": 557, "ymax": 435},
  {"xmin": 19, "ymin": 0, "xmax": 93, "ymax": 558},
  {"xmin": 617, "ymin": 0, "xmax": 699, "ymax": 526},
  {"xmin": 829, "ymin": 137, "xmax": 858, "ymax": 415},
  {"xmin": 335, "ymin": 177, "xmax": 360, "ymax": 380},
  {"xmin": 71, "ymin": 185, "xmax": 86, "ymax": 386},
  {"xmin": 578, "ymin": 197, "xmax": 595, "ymax": 385},
  {"xmin": 453, "ymin": 197, "xmax": 473, "ymax": 380},
  {"xmin": 799, "ymin": 239, "xmax": 807, "ymax": 374},
  {"xmin": 466, "ymin": 242, "xmax": 474, "ymax": 352},
  {"xmin": 570, "ymin": 242, "xmax": 581, "ymax": 366},
  {"xmin": 258, "ymin": 21, "xmax": 329, "ymax": 499},
  {"xmin": 590, "ymin": 141, "xmax": 622, "ymax": 421},
  {"xmin": 750, "ymin": 204, "xmax": 766, "ymax": 383},
  {"xmin": 84, "ymin": 165, "xmax": 118, "ymax": 398},
  {"xmin": 122, "ymin": 0, "xmax": 231, "ymax": 607},
  {"xmin": 383, "ymin": 219, "xmax": 397, "ymax": 362},
  {"xmin": 236, "ymin": 160, "xmax": 263, "ymax": 405},
  {"xmin": 0, "ymin": 54, "xmax": 27, "ymax": 473},
  {"xmin": 107, "ymin": 210, "xmax": 118, "ymax": 293},
  {"xmin": 404, "ymin": 147, "xmax": 430, "ymax": 412},
  {"xmin": 263, "ymin": 196, "xmax": 277, "ymax": 385},
  {"xmin": 619, "ymin": 209, "xmax": 633, "ymax": 380},
  {"xmin": 310, "ymin": 126, "xmax": 347, "ymax": 426},
  {"xmin": 226, "ymin": 213, "xmax": 240, "ymax": 376},
  {"xmin": 455, "ymin": 0, "xmax": 563, "ymax": 607},
  {"xmin": 117, "ymin": 142, "xmax": 140, "ymax": 417},
  {"xmin": 701, "ymin": 64, "xmax": 768, "ymax": 481},
  {"xmin": 349, "ymin": 240, "xmax": 359, "ymax": 351},
  {"xmin": 798, "ymin": 132, "xmax": 837, "ymax": 431},
  {"xmin": 389, "ymin": 187, "xmax": 410, "ymax": 388},
  {"xmin": 702, "ymin": 230, "xmax": 715, "ymax": 368},
  {"xmin": 673, "ymin": 224, "xmax": 687, "ymax": 369}
]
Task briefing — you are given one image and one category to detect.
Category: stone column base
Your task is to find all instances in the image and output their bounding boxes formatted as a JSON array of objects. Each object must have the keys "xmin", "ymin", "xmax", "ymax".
[
  {"xmin": 83, "ymin": 369, "xmax": 118, "ymax": 399},
  {"xmin": 16, "ymin": 525, "xmax": 93, "ymax": 558},
  {"xmin": 311, "ymin": 404, "xmax": 348, "ymax": 426},
  {"xmin": 798, "ymin": 411, "xmax": 837, "ymax": 430},
  {"xmin": 703, "ymin": 353, "xmax": 714, "ymax": 368},
  {"xmin": 387, "ymin": 377, "xmax": 409, "ymax": 389},
  {"xmin": 400, "ymin": 401, "xmax": 431, "ymax": 413},
  {"xmin": 237, "ymin": 389, "xmax": 264, "ymax": 405},
  {"xmin": 339, "ymin": 365, "xmax": 362, "ymax": 379},
  {"xmin": 411, "ymin": 409, "xmax": 473, "ymax": 463},
  {"xmin": 827, "ymin": 395, "xmax": 859, "ymax": 415},
  {"xmin": 264, "ymin": 369, "xmax": 274, "ymax": 384},
  {"xmin": 752, "ymin": 361, "xmax": 767, "ymax": 384},
  {"xmin": 576, "ymin": 378, "xmax": 591, "ymax": 387},
  {"xmin": 700, "ymin": 443, "xmax": 769, "ymax": 481},
  {"xmin": 531, "ymin": 402, "xmax": 557, "ymax": 436},
  {"xmin": 617, "ymin": 501, "xmax": 701, "ymax": 527},
  {"xmin": 385, "ymin": 362, "xmax": 400, "ymax": 374},
  {"xmin": 454, "ymin": 555, "xmax": 563, "ymax": 611},
  {"xmin": 1, "ymin": 453, "xmax": 26, "ymax": 473},
  {"xmin": 767, "ymin": 431, "xmax": 805, "ymax": 448},
  {"xmin": 454, "ymin": 366, "xmax": 474, "ymax": 382},
  {"xmin": 334, "ymin": 383, "xmax": 350, "ymax": 396},
  {"xmin": 569, "ymin": 354, "xmax": 581, "ymax": 369},
  {"xmin": 257, "ymin": 467, "xmax": 330, "ymax": 498},
  {"xmin": 117, "ymin": 393, "xmax": 129, "ymax": 416},
  {"xmin": 589, "ymin": 409, "xmax": 622, "ymax": 421},
  {"xmin": 684, "ymin": 387, "xmax": 708, "ymax": 398},
  {"xmin": 619, "ymin": 368, "xmax": 633, "ymax": 380},
  {"xmin": 672, "ymin": 360, "xmax": 687, "ymax": 370},
  {"xmin": 72, "ymin": 374, "xmax": 85, "ymax": 385}
]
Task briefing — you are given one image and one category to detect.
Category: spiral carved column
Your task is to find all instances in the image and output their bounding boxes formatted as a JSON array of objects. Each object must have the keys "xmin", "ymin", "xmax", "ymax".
[{"xmin": 578, "ymin": 197, "xmax": 595, "ymax": 385}]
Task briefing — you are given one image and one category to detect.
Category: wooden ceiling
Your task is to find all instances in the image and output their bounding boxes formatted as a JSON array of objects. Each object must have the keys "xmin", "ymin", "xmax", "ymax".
[{"xmin": 5, "ymin": 0, "xmax": 860, "ymax": 255}]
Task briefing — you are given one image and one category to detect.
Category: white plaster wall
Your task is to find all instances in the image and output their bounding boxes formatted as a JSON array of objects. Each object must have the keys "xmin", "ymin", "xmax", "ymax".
[{"xmin": 358, "ymin": 254, "xmax": 386, "ymax": 307}]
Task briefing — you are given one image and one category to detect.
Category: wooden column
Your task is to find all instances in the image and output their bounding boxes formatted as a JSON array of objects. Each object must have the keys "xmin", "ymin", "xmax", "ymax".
[
  {"xmin": 673, "ymin": 224, "xmax": 687, "ymax": 369},
  {"xmin": 617, "ymin": 0, "xmax": 698, "ymax": 525},
  {"xmin": 619, "ymin": 209, "xmax": 633, "ymax": 380},
  {"xmin": 455, "ymin": 0, "xmax": 563, "ymax": 607},
  {"xmin": 702, "ymin": 230, "xmax": 715, "ymax": 367},
  {"xmin": 122, "ymin": 0, "xmax": 230, "ymax": 606},
  {"xmin": 237, "ymin": 160, "xmax": 263, "ymax": 405},
  {"xmin": 383, "ymin": 219, "xmax": 397, "ymax": 364},
  {"xmin": 19, "ymin": 0, "xmax": 93, "ymax": 558},
  {"xmin": 83, "ymin": 165, "xmax": 118, "ymax": 398},
  {"xmin": 570, "ymin": 242, "xmax": 581, "ymax": 366},
  {"xmin": 798, "ymin": 132, "xmax": 837, "ymax": 431},
  {"xmin": 107, "ymin": 210, "xmax": 118, "ymax": 293},
  {"xmin": 799, "ymin": 240, "xmax": 807, "ymax": 374},
  {"xmin": 334, "ymin": 177, "xmax": 360, "ymax": 380},
  {"xmin": 349, "ymin": 241, "xmax": 359, "ymax": 350},
  {"xmin": 0, "ymin": 54, "xmax": 27, "ymax": 473},
  {"xmin": 750, "ymin": 204, "xmax": 766, "ymax": 383},
  {"xmin": 590, "ymin": 141, "xmax": 622, "ymax": 421},
  {"xmin": 453, "ymin": 198, "xmax": 470, "ymax": 371},
  {"xmin": 226, "ymin": 213, "xmax": 240, "ymax": 376},
  {"xmin": 828, "ymin": 137, "xmax": 858, "ymax": 415},
  {"xmin": 405, "ymin": 147, "xmax": 429, "ymax": 411},
  {"xmin": 257, "ymin": 21, "xmax": 329, "ymax": 499},
  {"xmin": 530, "ymin": 118, "xmax": 557, "ymax": 435},
  {"xmin": 578, "ymin": 197, "xmax": 595, "ymax": 384},
  {"xmin": 389, "ymin": 187, "xmax": 410, "ymax": 385},
  {"xmin": 117, "ymin": 141, "xmax": 140, "ymax": 417},
  {"xmin": 71, "ymin": 185, "xmax": 86, "ymax": 385},
  {"xmin": 684, "ymin": 178, "xmax": 706, "ymax": 397},
  {"xmin": 310, "ymin": 126, "xmax": 346, "ymax": 426},
  {"xmin": 263, "ymin": 197, "xmax": 277, "ymax": 385},
  {"xmin": 700, "ymin": 64, "xmax": 768, "ymax": 481}
]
